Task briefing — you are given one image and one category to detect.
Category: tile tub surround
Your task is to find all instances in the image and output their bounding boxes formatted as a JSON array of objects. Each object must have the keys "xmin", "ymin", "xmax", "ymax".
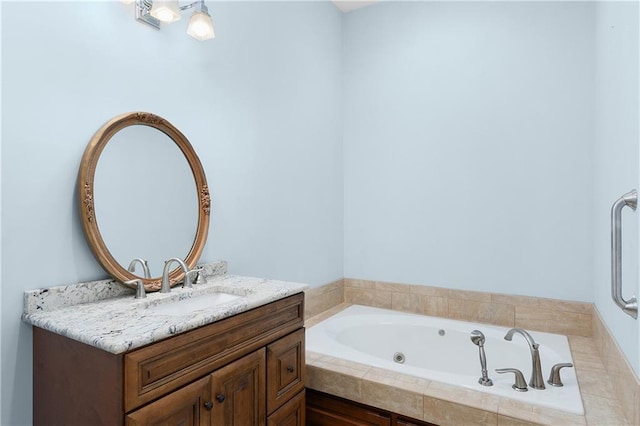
[
  {"xmin": 304, "ymin": 278, "xmax": 344, "ymax": 319},
  {"xmin": 343, "ymin": 279, "xmax": 593, "ymax": 337},
  {"xmin": 306, "ymin": 305, "xmax": 628, "ymax": 426},
  {"xmin": 305, "ymin": 279, "xmax": 639, "ymax": 425},
  {"xmin": 22, "ymin": 266, "xmax": 307, "ymax": 354}
]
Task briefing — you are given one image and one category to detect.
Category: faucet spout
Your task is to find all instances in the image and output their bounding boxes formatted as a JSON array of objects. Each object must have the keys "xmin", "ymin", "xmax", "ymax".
[
  {"xmin": 504, "ymin": 328, "xmax": 545, "ymax": 390},
  {"xmin": 128, "ymin": 258, "xmax": 151, "ymax": 279},
  {"xmin": 160, "ymin": 258, "xmax": 189, "ymax": 293}
]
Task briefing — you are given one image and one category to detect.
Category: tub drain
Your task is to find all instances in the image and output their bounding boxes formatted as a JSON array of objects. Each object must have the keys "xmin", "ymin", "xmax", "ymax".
[{"xmin": 393, "ymin": 352, "xmax": 405, "ymax": 364}]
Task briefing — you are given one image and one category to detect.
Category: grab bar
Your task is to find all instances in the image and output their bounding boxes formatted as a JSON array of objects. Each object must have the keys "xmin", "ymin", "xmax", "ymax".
[{"xmin": 611, "ymin": 189, "xmax": 638, "ymax": 319}]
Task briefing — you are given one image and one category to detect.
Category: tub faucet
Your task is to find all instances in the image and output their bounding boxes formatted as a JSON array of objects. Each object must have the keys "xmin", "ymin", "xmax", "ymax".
[
  {"xmin": 470, "ymin": 330, "xmax": 493, "ymax": 386},
  {"xmin": 160, "ymin": 258, "xmax": 189, "ymax": 293},
  {"xmin": 504, "ymin": 328, "xmax": 545, "ymax": 390}
]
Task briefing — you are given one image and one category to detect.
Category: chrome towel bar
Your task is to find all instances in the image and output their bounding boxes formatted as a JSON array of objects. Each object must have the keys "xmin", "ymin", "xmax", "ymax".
[{"xmin": 611, "ymin": 189, "xmax": 638, "ymax": 319}]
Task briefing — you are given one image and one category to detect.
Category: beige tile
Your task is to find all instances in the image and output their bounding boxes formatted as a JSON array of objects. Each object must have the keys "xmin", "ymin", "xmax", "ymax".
[
  {"xmin": 591, "ymin": 309, "xmax": 640, "ymax": 425},
  {"xmin": 568, "ymin": 336, "xmax": 599, "ymax": 355},
  {"xmin": 360, "ymin": 377, "xmax": 424, "ymax": 420},
  {"xmin": 326, "ymin": 285, "xmax": 344, "ymax": 305},
  {"xmin": 515, "ymin": 306, "xmax": 591, "ymax": 337},
  {"xmin": 392, "ymin": 292, "xmax": 423, "ymax": 314},
  {"xmin": 344, "ymin": 287, "xmax": 392, "ymax": 309},
  {"xmin": 423, "ymin": 381, "xmax": 500, "ymax": 413},
  {"xmin": 448, "ymin": 288, "xmax": 493, "ymax": 302},
  {"xmin": 310, "ymin": 354, "xmax": 371, "ymax": 375},
  {"xmin": 491, "ymin": 293, "xmax": 541, "ymax": 309},
  {"xmin": 305, "ymin": 350, "xmax": 323, "ymax": 362},
  {"xmin": 448, "ymin": 299, "xmax": 514, "ymax": 327},
  {"xmin": 421, "ymin": 295, "xmax": 449, "ymax": 317},
  {"xmin": 373, "ymin": 280, "xmax": 412, "ymax": 293},
  {"xmin": 304, "ymin": 293, "xmax": 327, "ymax": 319},
  {"xmin": 305, "ymin": 363, "xmax": 364, "ymax": 402},
  {"xmin": 409, "ymin": 284, "xmax": 450, "ymax": 298},
  {"xmin": 571, "ymin": 351, "xmax": 606, "ymax": 372},
  {"xmin": 576, "ymin": 368, "xmax": 617, "ymax": 399},
  {"xmin": 616, "ymin": 377, "xmax": 639, "ymax": 426},
  {"xmin": 363, "ymin": 367, "xmax": 431, "ymax": 395},
  {"xmin": 582, "ymin": 393, "xmax": 629, "ymax": 425},
  {"xmin": 498, "ymin": 397, "xmax": 586, "ymax": 426},
  {"xmin": 305, "ymin": 302, "xmax": 351, "ymax": 328},
  {"xmin": 538, "ymin": 298, "xmax": 593, "ymax": 315},
  {"xmin": 423, "ymin": 396, "xmax": 498, "ymax": 426},
  {"xmin": 344, "ymin": 278, "xmax": 371, "ymax": 289},
  {"xmin": 497, "ymin": 415, "xmax": 540, "ymax": 426},
  {"xmin": 304, "ymin": 279, "xmax": 345, "ymax": 318}
]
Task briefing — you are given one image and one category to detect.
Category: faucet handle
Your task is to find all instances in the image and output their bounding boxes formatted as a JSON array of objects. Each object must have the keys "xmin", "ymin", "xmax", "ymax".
[
  {"xmin": 193, "ymin": 267, "xmax": 206, "ymax": 284},
  {"xmin": 547, "ymin": 363, "xmax": 573, "ymax": 387},
  {"xmin": 125, "ymin": 279, "xmax": 146, "ymax": 299},
  {"xmin": 495, "ymin": 368, "xmax": 528, "ymax": 392},
  {"xmin": 184, "ymin": 267, "xmax": 203, "ymax": 288}
]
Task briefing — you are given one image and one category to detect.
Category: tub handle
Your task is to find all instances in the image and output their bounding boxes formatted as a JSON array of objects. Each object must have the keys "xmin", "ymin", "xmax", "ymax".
[
  {"xmin": 611, "ymin": 190, "xmax": 638, "ymax": 319},
  {"xmin": 495, "ymin": 368, "xmax": 528, "ymax": 392},
  {"xmin": 547, "ymin": 363, "xmax": 573, "ymax": 387}
]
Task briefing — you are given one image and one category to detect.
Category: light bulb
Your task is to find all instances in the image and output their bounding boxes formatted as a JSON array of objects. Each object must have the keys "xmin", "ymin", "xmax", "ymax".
[
  {"xmin": 150, "ymin": 1, "xmax": 181, "ymax": 23},
  {"xmin": 187, "ymin": 11, "xmax": 215, "ymax": 41}
]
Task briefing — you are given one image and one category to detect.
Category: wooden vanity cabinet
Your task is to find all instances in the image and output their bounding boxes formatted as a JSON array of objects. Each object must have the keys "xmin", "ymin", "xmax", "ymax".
[
  {"xmin": 33, "ymin": 293, "xmax": 305, "ymax": 426},
  {"xmin": 306, "ymin": 389, "xmax": 434, "ymax": 426}
]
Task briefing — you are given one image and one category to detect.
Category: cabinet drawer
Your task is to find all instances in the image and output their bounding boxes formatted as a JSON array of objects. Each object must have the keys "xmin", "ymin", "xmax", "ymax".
[
  {"xmin": 266, "ymin": 329, "xmax": 305, "ymax": 414},
  {"xmin": 124, "ymin": 293, "xmax": 303, "ymax": 412}
]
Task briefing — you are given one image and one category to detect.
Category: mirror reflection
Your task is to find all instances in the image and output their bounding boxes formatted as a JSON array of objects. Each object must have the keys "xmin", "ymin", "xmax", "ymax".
[{"xmin": 93, "ymin": 125, "xmax": 198, "ymax": 278}]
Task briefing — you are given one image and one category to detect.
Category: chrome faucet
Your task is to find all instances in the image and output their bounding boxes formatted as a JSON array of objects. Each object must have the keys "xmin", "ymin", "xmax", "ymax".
[
  {"xmin": 160, "ymin": 258, "xmax": 189, "ymax": 293},
  {"xmin": 185, "ymin": 267, "xmax": 204, "ymax": 287},
  {"xmin": 128, "ymin": 258, "xmax": 151, "ymax": 279},
  {"xmin": 503, "ymin": 328, "xmax": 545, "ymax": 390}
]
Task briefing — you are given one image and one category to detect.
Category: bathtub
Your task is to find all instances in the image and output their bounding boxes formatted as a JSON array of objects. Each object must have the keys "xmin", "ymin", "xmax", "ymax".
[{"xmin": 306, "ymin": 304, "xmax": 584, "ymax": 415}]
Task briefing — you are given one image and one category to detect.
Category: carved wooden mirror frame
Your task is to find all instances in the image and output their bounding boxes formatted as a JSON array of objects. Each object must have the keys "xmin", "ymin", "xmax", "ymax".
[{"xmin": 78, "ymin": 112, "xmax": 210, "ymax": 292}]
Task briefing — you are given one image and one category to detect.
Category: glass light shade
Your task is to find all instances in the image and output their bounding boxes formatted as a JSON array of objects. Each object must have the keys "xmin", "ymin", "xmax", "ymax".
[
  {"xmin": 120, "ymin": 0, "xmax": 135, "ymax": 4},
  {"xmin": 150, "ymin": 1, "xmax": 181, "ymax": 23},
  {"xmin": 187, "ymin": 12, "xmax": 215, "ymax": 41}
]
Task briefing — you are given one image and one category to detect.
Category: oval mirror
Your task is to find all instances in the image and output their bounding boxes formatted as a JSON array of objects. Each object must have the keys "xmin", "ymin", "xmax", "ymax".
[{"xmin": 79, "ymin": 112, "xmax": 210, "ymax": 292}]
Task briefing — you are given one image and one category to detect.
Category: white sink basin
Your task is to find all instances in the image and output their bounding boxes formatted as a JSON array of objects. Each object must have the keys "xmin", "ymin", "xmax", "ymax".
[{"xmin": 149, "ymin": 292, "xmax": 242, "ymax": 316}]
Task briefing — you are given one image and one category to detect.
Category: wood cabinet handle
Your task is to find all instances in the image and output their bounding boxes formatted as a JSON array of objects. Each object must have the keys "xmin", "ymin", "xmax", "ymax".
[
  {"xmin": 204, "ymin": 401, "xmax": 213, "ymax": 410},
  {"xmin": 287, "ymin": 365, "xmax": 294, "ymax": 373},
  {"xmin": 216, "ymin": 394, "xmax": 226, "ymax": 403}
]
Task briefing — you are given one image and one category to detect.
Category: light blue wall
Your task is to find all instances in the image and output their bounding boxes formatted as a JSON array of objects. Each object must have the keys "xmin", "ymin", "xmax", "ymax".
[
  {"xmin": 2, "ymin": 1, "xmax": 640, "ymax": 424},
  {"xmin": 343, "ymin": 2, "xmax": 596, "ymax": 302},
  {"xmin": 593, "ymin": 1, "xmax": 640, "ymax": 375},
  {"xmin": 1, "ymin": 2, "xmax": 343, "ymax": 424}
]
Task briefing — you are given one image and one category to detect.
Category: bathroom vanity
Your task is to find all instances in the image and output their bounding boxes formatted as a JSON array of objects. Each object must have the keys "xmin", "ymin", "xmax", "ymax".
[
  {"xmin": 24, "ymin": 112, "xmax": 311, "ymax": 424},
  {"xmin": 24, "ymin": 268, "xmax": 308, "ymax": 425}
]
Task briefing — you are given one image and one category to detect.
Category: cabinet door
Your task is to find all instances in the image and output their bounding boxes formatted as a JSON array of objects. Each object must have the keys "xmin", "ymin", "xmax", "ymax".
[
  {"xmin": 125, "ymin": 376, "xmax": 211, "ymax": 426},
  {"xmin": 266, "ymin": 329, "xmax": 305, "ymax": 414},
  {"xmin": 211, "ymin": 348, "xmax": 266, "ymax": 426},
  {"xmin": 267, "ymin": 390, "xmax": 305, "ymax": 426}
]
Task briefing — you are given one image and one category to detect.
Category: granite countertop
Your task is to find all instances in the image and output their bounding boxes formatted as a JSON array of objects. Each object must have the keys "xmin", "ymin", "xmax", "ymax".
[{"xmin": 22, "ymin": 261, "xmax": 308, "ymax": 354}]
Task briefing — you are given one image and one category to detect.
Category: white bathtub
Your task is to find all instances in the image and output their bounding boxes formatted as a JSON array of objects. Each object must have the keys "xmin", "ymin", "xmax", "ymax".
[{"xmin": 306, "ymin": 305, "xmax": 584, "ymax": 415}]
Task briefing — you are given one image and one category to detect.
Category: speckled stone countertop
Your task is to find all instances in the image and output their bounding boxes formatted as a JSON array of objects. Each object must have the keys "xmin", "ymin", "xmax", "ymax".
[{"xmin": 22, "ymin": 261, "xmax": 308, "ymax": 354}]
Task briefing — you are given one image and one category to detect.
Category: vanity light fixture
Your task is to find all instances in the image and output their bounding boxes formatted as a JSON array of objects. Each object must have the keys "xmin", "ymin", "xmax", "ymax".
[
  {"xmin": 150, "ymin": 0, "xmax": 182, "ymax": 23},
  {"xmin": 131, "ymin": 0, "xmax": 215, "ymax": 41}
]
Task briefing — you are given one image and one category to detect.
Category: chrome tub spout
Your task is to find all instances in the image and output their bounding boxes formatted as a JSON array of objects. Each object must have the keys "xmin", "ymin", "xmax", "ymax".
[{"xmin": 504, "ymin": 328, "xmax": 545, "ymax": 390}]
